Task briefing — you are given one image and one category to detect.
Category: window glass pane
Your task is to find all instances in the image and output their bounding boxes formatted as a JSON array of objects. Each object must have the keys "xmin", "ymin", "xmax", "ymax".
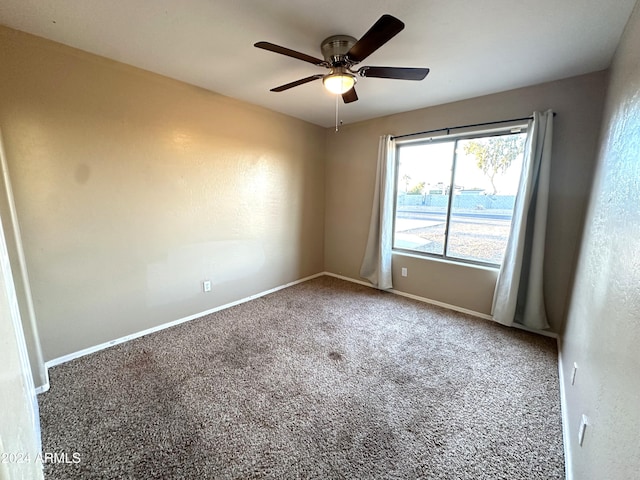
[
  {"xmin": 446, "ymin": 133, "xmax": 527, "ymax": 264},
  {"xmin": 394, "ymin": 141, "xmax": 455, "ymax": 255}
]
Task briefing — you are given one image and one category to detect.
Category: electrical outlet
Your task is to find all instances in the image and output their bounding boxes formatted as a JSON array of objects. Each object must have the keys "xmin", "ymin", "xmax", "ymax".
[
  {"xmin": 571, "ymin": 362, "xmax": 578, "ymax": 385},
  {"xmin": 578, "ymin": 414, "xmax": 589, "ymax": 446},
  {"xmin": 203, "ymin": 280, "xmax": 212, "ymax": 293},
  {"xmin": 401, "ymin": 267, "xmax": 408, "ymax": 277}
]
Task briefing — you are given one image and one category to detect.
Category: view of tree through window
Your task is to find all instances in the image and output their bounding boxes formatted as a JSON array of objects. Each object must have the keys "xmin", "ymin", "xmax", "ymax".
[{"xmin": 393, "ymin": 129, "xmax": 527, "ymax": 266}]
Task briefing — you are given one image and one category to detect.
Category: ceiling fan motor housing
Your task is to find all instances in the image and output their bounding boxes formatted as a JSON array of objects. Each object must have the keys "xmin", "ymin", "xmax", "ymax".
[{"xmin": 321, "ymin": 35, "xmax": 357, "ymax": 65}]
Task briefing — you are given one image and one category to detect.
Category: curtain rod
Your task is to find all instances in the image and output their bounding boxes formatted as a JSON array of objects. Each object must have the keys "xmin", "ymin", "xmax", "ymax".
[{"xmin": 391, "ymin": 112, "xmax": 556, "ymax": 140}]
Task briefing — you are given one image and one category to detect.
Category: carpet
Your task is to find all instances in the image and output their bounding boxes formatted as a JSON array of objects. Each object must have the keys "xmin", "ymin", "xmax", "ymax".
[{"xmin": 38, "ymin": 275, "xmax": 564, "ymax": 479}]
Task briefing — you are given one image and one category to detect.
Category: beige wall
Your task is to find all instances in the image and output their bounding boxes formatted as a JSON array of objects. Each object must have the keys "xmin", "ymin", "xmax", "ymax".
[
  {"xmin": 560, "ymin": 2, "xmax": 640, "ymax": 478},
  {"xmin": 0, "ymin": 26, "xmax": 325, "ymax": 361},
  {"xmin": 325, "ymin": 72, "xmax": 607, "ymax": 330}
]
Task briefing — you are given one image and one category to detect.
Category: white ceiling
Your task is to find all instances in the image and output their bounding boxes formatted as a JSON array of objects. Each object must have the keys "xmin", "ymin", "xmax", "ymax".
[{"xmin": 0, "ymin": 0, "xmax": 636, "ymax": 127}]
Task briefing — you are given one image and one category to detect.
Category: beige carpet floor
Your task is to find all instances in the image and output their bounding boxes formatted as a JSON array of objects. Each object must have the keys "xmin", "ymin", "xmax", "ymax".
[{"xmin": 39, "ymin": 275, "xmax": 564, "ymax": 479}]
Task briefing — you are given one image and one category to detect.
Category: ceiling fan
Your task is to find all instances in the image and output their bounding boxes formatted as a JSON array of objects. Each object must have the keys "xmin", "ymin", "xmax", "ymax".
[{"xmin": 254, "ymin": 14, "xmax": 430, "ymax": 103}]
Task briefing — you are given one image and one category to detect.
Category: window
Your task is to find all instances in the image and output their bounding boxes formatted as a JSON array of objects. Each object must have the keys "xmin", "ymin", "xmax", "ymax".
[{"xmin": 393, "ymin": 126, "xmax": 528, "ymax": 267}]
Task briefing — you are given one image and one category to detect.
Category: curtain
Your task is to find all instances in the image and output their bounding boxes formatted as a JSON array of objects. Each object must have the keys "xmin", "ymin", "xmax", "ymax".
[
  {"xmin": 360, "ymin": 135, "xmax": 396, "ymax": 289},
  {"xmin": 492, "ymin": 110, "xmax": 553, "ymax": 329}
]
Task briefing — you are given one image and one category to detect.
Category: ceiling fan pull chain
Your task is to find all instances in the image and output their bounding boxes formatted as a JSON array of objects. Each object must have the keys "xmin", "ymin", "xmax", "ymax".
[{"xmin": 335, "ymin": 93, "xmax": 340, "ymax": 132}]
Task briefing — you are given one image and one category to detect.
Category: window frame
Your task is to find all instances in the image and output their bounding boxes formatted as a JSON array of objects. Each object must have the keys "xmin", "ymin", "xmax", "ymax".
[{"xmin": 392, "ymin": 122, "xmax": 529, "ymax": 269}]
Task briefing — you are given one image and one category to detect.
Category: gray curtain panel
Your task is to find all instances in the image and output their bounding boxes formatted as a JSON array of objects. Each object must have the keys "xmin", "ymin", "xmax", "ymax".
[
  {"xmin": 360, "ymin": 135, "xmax": 396, "ymax": 290},
  {"xmin": 492, "ymin": 110, "xmax": 554, "ymax": 329}
]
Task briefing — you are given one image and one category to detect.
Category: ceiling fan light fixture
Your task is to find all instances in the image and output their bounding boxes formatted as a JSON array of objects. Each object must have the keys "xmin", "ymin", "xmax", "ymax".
[{"xmin": 323, "ymin": 71, "xmax": 356, "ymax": 95}]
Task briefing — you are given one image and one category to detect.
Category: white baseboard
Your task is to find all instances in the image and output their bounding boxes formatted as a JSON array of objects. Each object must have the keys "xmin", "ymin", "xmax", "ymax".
[
  {"xmin": 323, "ymin": 272, "xmax": 372, "ymax": 288},
  {"xmin": 323, "ymin": 271, "xmax": 493, "ymax": 321},
  {"xmin": 43, "ymin": 272, "xmax": 325, "ymax": 371},
  {"xmin": 34, "ymin": 383, "xmax": 49, "ymax": 394},
  {"xmin": 557, "ymin": 339, "xmax": 573, "ymax": 480},
  {"xmin": 391, "ymin": 288, "xmax": 494, "ymax": 321},
  {"xmin": 34, "ymin": 378, "xmax": 50, "ymax": 395},
  {"xmin": 49, "ymin": 270, "xmax": 479, "ymax": 372},
  {"xmin": 323, "ymin": 272, "xmax": 559, "ymax": 340},
  {"xmin": 40, "ymin": 270, "xmax": 559, "ymax": 393},
  {"xmin": 33, "ymin": 365, "xmax": 50, "ymax": 394}
]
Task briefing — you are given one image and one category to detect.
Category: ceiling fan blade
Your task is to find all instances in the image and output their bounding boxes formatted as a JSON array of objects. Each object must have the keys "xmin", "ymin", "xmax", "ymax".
[
  {"xmin": 346, "ymin": 15, "xmax": 405, "ymax": 63},
  {"xmin": 342, "ymin": 87, "xmax": 358, "ymax": 104},
  {"xmin": 359, "ymin": 66, "xmax": 430, "ymax": 80},
  {"xmin": 254, "ymin": 41, "xmax": 325, "ymax": 66},
  {"xmin": 270, "ymin": 74, "xmax": 324, "ymax": 92}
]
